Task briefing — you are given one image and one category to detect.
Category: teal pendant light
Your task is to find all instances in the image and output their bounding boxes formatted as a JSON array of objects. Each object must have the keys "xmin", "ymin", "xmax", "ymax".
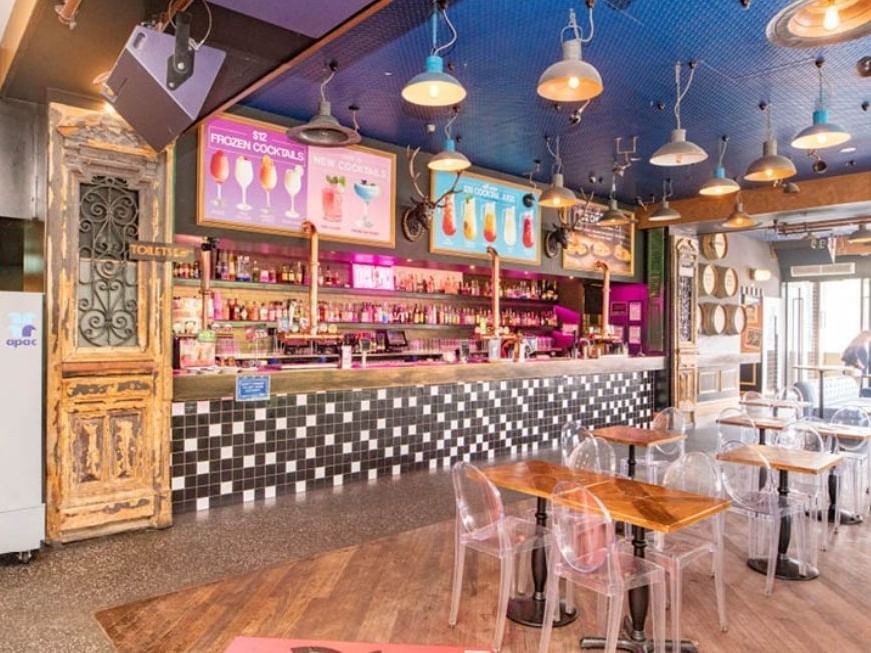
[
  {"xmin": 428, "ymin": 108, "xmax": 471, "ymax": 172},
  {"xmin": 401, "ymin": 1, "xmax": 466, "ymax": 107},
  {"xmin": 791, "ymin": 58, "xmax": 851, "ymax": 150},
  {"xmin": 699, "ymin": 136, "xmax": 740, "ymax": 196}
]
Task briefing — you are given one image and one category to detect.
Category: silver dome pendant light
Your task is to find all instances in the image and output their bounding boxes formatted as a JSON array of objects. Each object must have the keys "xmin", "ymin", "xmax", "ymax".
[
  {"xmin": 745, "ymin": 102, "xmax": 796, "ymax": 182},
  {"xmin": 699, "ymin": 136, "xmax": 740, "ymax": 196},
  {"xmin": 649, "ymin": 178, "xmax": 681, "ymax": 222},
  {"xmin": 539, "ymin": 136, "xmax": 580, "ymax": 209},
  {"xmin": 598, "ymin": 176, "xmax": 636, "ymax": 226},
  {"xmin": 791, "ymin": 57, "xmax": 851, "ymax": 150},
  {"xmin": 650, "ymin": 61, "xmax": 708, "ymax": 167},
  {"xmin": 537, "ymin": 2, "xmax": 603, "ymax": 103},
  {"xmin": 723, "ymin": 191, "xmax": 757, "ymax": 229},
  {"xmin": 287, "ymin": 62, "xmax": 361, "ymax": 147}
]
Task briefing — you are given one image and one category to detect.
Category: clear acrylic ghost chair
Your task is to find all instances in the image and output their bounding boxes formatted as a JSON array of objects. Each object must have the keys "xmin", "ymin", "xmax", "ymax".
[
  {"xmin": 537, "ymin": 481, "xmax": 667, "ymax": 653},
  {"xmin": 449, "ymin": 462, "xmax": 543, "ymax": 652},
  {"xmin": 623, "ymin": 408, "xmax": 687, "ymax": 485},
  {"xmin": 773, "ymin": 421, "xmax": 829, "ymax": 562},
  {"xmin": 742, "ymin": 390, "xmax": 771, "ymax": 419},
  {"xmin": 775, "ymin": 387, "xmax": 806, "ymax": 420},
  {"xmin": 717, "ymin": 408, "xmax": 758, "ymax": 446},
  {"xmin": 830, "ymin": 407, "xmax": 870, "ymax": 518},
  {"xmin": 560, "ymin": 421, "xmax": 592, "ymax": 464},
  {"xmin": 568, "ymin": 437, "xmax": 618, "ymax": 475},
  {"xmin": 645, "ymin": 453, "xmax": 728, "ymax": 647},
  {"xmin": 718, "ymin": 440, "xmax": 804, "ymax": 595}
]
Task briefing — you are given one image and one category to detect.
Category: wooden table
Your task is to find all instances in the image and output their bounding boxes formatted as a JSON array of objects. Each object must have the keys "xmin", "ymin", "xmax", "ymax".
[
  {"xmin": 740, "ymin": 398, "xmax": 812, "ymax": 410},
  {"xmin": 591, "ymin": 425, "xmax": 686, "ymax": 479},
  {"xmin": 793, "ymin": 365, "xmax": 859, "ymax": 417},
  {"xmin": 484, "ymin": 460, "xmax": 729, "ymax": 653},
  {"xmin": 717, "ymin": 444, "xmax": 843, "ymax": 581}
]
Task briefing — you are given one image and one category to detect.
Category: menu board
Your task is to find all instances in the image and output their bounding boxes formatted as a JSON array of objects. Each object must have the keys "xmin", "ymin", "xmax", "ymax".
[
  {"xmin": 429, "ymin": 170, "xmax": 540, "ymax": 265},
  {"xmin": 562, "ymin": 203, "xmax": 635, "ymax": 276},
  {"xmin": 197, "ymin": 113, "xmax": 395, "ymax": 247}
]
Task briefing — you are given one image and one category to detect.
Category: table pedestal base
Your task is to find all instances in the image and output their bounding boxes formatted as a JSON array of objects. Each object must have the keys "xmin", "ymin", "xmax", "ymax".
[
  {"xmin": 506, "ymin": 597, "xmax": 577, "ymax": 628},
  {"xmin": 828, "ymin": 507, "xmax": 863, "ymax": 525},
  {"xmin": 581, "ymin": 618, "xmax": 698, "ymax": 653},
  {"xmin": 747, "ymin": 556, "xmax": 819, "ymax": 581}
]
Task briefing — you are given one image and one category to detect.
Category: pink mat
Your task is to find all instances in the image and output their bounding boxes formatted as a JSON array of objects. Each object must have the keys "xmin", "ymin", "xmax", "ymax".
[{"xmin": 224, "ymin": 637, "xmax": 488, "ymax": 653}]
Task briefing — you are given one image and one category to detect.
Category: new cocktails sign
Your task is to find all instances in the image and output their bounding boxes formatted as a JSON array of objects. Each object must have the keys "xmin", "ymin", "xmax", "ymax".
[{"xmin": 197, "ymin": 113, "xmax": 396, "ymax": 248}]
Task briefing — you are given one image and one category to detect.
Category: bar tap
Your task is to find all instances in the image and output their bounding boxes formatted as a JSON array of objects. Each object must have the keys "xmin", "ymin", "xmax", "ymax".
[
  {"xmin": 487, "ymin": 246, "xmax": 501, "ymax": 335},
  {"xmin": 199, "ymin": 237, "xmax": 216, "ymax": 330},
  {"xmin": 303, "ymin": 220, "xmax": 319, "ymax": 335},
  {"xmin": 595, "ymin": 259, "xmax": 611, "ymax": 336}
]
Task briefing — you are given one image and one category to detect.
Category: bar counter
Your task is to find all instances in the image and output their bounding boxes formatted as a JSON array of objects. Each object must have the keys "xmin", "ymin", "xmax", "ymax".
[
  {"xmin": 170, "ymin": 356, "xmax": 664, "ymax": 513},
  {"xmin": 173, "ymin": 356, "xmax": 666, "ymax": 401}
]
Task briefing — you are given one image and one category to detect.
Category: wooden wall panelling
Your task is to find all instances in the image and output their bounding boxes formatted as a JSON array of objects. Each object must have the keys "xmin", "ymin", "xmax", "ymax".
[{"xmin": 45, "ymin": 103, "xmax": 173, "ymax": 542}]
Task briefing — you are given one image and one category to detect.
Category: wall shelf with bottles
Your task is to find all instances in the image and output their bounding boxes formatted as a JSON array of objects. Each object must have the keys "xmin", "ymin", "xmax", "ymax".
[{"xmin": 172, "ymin": 278, "xmax": 558, "ymax": 309}]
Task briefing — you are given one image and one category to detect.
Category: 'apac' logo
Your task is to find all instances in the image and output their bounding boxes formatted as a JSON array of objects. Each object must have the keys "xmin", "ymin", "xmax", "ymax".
[{"xmin": 5, "ymin": 312, "xmax": 38, "ymax": 348}]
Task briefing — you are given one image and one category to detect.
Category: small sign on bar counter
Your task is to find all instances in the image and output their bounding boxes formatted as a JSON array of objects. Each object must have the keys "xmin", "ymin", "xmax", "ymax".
[{"xmin": 235, "ymin": 374, "xmax": 271, "ymax": 402}]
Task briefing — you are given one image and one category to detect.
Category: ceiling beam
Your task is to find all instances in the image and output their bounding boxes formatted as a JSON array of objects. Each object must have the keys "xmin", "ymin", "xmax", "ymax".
[
  {"xmin": 0, "ymin": 0, "xmax": 40, "ymax": 94},
  {"xmin": 195, "ymin": 0, "xmax": 394, "ymax": 127},
  {"xmin": 637, "ymin": 170, "xmax": 871, "ymax": 229}
]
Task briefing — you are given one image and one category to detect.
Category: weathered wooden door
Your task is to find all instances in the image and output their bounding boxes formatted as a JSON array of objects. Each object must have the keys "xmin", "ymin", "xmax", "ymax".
[
  {"xmin": 670, "ymin": 234, "xmax": 700, "ymax": 421},
  {"xmin": 45, "ymin": 103, "xmax": 173, "ymax": 542}
]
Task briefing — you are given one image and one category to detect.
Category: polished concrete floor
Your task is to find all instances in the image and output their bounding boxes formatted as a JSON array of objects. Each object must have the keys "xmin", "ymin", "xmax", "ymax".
[{"xmin": 0, "ymin": 429, "xmax": 721, "ymax": 653}]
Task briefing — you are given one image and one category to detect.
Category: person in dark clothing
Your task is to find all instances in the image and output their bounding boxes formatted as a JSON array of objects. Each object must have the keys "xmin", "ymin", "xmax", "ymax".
[{"xmin": 842, "ymin": 331, "xmax": 871, "ymax": 372}]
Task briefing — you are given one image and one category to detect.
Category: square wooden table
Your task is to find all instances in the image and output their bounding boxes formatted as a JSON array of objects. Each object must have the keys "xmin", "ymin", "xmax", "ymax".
[
  {"xmin": 591, "ymin": 425, "xmax": 686, "ymax": 479},
  {"xmin": 484, "ymin": 460, "xmax": 728, "ymax": 653},
  {"xmin": 716, "ymin": 444, "xmax": 843, "ymax": 581}
]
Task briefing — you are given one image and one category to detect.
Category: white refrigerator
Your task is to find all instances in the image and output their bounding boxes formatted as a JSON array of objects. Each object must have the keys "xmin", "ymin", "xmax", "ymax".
[{"xmin": 0, "ymin": 291, "xmax": 44, "ymax": 559}]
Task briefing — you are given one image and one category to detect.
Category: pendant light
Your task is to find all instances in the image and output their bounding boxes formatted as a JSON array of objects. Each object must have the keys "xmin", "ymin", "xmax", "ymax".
[
  {"xmin": 848, "ymin": 224, "xmax": 871, "ymax": 244},
  {"xmin": 649, "ymin": 179, "xmax": 681, "ymax": 222},
  {"xmin": 537, "ymin": 3, "xmax": 603, "ymax": 103},
  {"xmin": 650, "ymin": 62, "xmax": 708, "ymax": 167},
  {"xmin": 744, "ymin": 102, "xmax": 797, "ymax": 182},
  {"xmin": 722, "ymin": 192, "xmax": 758, "ymax": 229},
  {"xmin": 428, "ymin": 107, "xmax": 471, "ymax": 172},
  {"xmin": 699, "ymin": 136, "xmax": 741, "ymax": 196},
  {"xmin": 401, "ymin": 0, "xmax": 466, "ymax": 107},
  {"xmin": 598, "ymin": 176, "xmax": 636, "ymax": 226},
  {"xmin": 539, "ymin": 136, "xmax": 579, "ymax": 209},
  {"xmin": 791, "ymin": 58, "xmax": 851, "ymax": 150},
  {"xmin": 287, "ymin": 62, "xmax": 361, "ymax": 147}
]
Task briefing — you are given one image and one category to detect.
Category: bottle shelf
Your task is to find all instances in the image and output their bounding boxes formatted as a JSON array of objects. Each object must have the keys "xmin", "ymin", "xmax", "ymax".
[
  {"xmin": 173, "ymin": 278, "xmax": 559, "ymax": 308},
  {"xmin": 206, "ymin": 320, "xmax": 554, "ymax": 331}
]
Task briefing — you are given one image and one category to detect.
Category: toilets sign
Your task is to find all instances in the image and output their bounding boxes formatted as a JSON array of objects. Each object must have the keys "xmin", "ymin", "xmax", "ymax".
[{"xmin": 5, "ymin": 312, "xmax": 38, "ymax": 348}]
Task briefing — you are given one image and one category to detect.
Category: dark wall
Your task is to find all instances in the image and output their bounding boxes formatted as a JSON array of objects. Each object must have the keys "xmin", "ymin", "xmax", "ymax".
[{"xmin": 174, "ymin": 105, "xmax": 645, "ymax": 282}]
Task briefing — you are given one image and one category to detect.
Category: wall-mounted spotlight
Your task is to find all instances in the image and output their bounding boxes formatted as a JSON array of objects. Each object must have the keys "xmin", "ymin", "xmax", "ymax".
[{"xmin": 749, "ymin": 268, "xmax": 772, "ymax": 282}]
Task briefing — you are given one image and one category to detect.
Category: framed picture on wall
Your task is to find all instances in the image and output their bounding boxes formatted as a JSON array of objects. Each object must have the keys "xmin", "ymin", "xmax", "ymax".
[
  {"xmin": 628, "ymin": 325, "xmax": 642, "ymax": 345},
  {"xmin": 611, "ymin": 302, "xmax": 627, "ymax": 318},
  {"xmin": 628, "ymin": 301, "xmax": 642, "ymax": 322},
  {"xmin": 741, "ymin": 292, "xmax": 763, "ymax": 353}
]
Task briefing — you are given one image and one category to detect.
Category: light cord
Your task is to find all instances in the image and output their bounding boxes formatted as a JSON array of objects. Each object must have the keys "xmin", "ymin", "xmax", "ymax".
[
  {"xmin": 716, "ymin": 136, "xmax": 728, "ymax": 167},
  {"xmin": 433, "ymin": 5, "xmax": 458, "ymax": 57},
  {"xmin": 673, "ymin": 61, "xmax": 696, "ymax": 130},
  {"xmin": 560, "ymin": 4, "xmax": 594, "ymax": 44},
  {"xmin": 444, "ymin": 110, "xmax": 458, "ymax": 139},
  {"xmin": 546, "ymin": 136, "xmax": 563, "ymax": 176},
  {"xmin": 319, "ymin": 68, "xmax": 336, "ymax": 103}
]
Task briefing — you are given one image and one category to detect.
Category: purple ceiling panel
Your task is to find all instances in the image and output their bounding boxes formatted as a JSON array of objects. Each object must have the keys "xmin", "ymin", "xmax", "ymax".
[{"xmin": 208, "ymin": 0, "xmax": 375, "ymax": 38}]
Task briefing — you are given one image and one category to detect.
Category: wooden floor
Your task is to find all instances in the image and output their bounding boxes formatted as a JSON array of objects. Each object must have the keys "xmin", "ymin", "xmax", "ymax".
[{"xmin": 96, "ymin": 506, "xmax": 871, "ymax": 653}]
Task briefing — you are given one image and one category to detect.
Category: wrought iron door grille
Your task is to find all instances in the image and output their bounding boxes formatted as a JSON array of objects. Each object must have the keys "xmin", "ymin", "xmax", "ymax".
[{"xmin": 77, "ymin": 176, "xmax": 140, "ymax": 348}]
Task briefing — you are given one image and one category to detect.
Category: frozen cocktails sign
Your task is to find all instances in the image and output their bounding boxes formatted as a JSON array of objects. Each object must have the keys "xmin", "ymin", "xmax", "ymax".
[{"xmin": 197, "ymin": 113, "xmax": 395, "ymax": 247}]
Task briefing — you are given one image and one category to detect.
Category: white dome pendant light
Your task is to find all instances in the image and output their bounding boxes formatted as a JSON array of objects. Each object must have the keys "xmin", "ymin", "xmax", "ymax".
[
  {"xmin": 650, "ymin": 61, "xmax": 708, "ymax": 167},
  {"xmin": 722, "ymin": 192, "xmax": 758, "ymax": 229},
  {"xmin": 598, "ymin": 176, "xmax": 636, "ymax": 226},
  {"xmin": 401, "ymin": 0, "xmax": 466, "ymax": 108},
  {"xmin": 539, "ymin": 136, "xmax": 580, "ymax": 209},
  {"xmin": 428, "ymin": 107, "xmax": 471, "ymax": 172},
  {"xmin": 699, "ymin": 136, "xmax": 741, "ymax": 196},
  {"xmin": 537, "ymin": 2, "xmax": 603, "ymax": 103},
  {"xmin": 791, "ymin": 57, "xmax": 851, "ymax": 150}
]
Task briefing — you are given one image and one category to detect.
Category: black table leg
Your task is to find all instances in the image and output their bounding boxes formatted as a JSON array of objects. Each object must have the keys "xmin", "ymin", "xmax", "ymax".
[
  {"xmin": 827, "ymin": 464, "xmax": 863, "ymax": 526},
  {"xmin": 747, "ymin": 469, "xmax": 819, "ymax": 580},
  {"xmin": 507, "ymin": 496, "xmax": 577, "ymax": 628},
  {"xmin": 757, "ymin": 428, "xmax": 767, "ymax": 489},
  {"xmin": 818, "ymin": 374, "xmax": 825, "ymax": 419},
  {"xmin": 581, "ymin": 525, "xmax": 697, "ymax": 652},
  {"xmin": 627, "ymin": 444, "xmax": 636, "ymax": 479}
]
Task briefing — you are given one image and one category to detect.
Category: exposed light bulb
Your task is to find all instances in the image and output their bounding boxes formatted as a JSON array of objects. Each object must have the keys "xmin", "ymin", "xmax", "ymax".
[
  {"xmin": 823, "ymin": 4, "xmax": 840, "ymax": 31},
  {"xmin": 816, "ymin": 133, "xmax": 828, "ymax": 144},
  {"xmin": 568, "ymin": 76, "xmax": 580, "ymax": 89},
  {"xmin": 428, "ymin": 83, "xmax": 439, "ymax": 98},
  {"xmin": 765, "ymin": 168, "xmax": 773, "ymax": 178},
  {"xmin": 553, "ymin": 197, "xmax": 561, "ymax": 206}
]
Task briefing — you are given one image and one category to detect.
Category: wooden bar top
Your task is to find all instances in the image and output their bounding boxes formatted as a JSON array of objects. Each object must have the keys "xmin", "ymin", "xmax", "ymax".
[
  {"xmin": 717, "ymin": 444, "xmax": 844, "ymax": 475},
  {"xmin": 592, "ymin": 425, "xmax": 685, "ymax": 448},
  {"xmin": 484, "ymin": 460, "xmax": 729, "ymax": 534},
  {"xmin": 172, "ymin": 355, "xmax": 666, "ymax": 401}
]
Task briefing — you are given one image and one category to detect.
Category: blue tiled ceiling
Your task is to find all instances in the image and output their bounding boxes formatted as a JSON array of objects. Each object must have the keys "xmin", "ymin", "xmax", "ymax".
[{"xmin": 242, "ymin": 0, "xmax": 871, "ymax": 202}]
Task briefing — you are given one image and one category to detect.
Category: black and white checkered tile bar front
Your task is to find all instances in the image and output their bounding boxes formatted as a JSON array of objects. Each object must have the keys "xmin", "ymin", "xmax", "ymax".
[{"xmin": 170, "ymin": 371, "xmax": 655, "ymax": 512}]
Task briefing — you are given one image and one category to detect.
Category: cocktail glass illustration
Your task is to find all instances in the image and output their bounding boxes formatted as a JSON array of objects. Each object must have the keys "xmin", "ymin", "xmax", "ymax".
[
  {"xmin": 483, "ymin": 201, "xmax": 497, "ymax": 243},
  {"xmin": 353, "ymin": 179, "xmax": 380, "ymax": 229},
  {"xmin": 322, "ymin": 175, "xmax": 345, "ymax": 222},
  {"xmin": 462, "ymin": 195, "xmax": 477, "ymax": 241},
  {"xmin": 503, "ymin": 205, "xmax": 517, "ymax": 247},
  {"xmin": 234, "ymin": 156, "xmax": 254, "ymax": 212},
  {"xmin": 522, "ymin": 211, "xmax": 535, "ymax": 249},
  {"xmin": 442, "ymin": 194, "xmax": 456, "ymax": 236},
  {"xmin": 209, "ymin": 150, "xmax": 229, "ymax": 207},
  {"xmin": 284, "ymin": 164, "xmax": 304, "ymax": 218},
  {"xmin": 258, "ymin": 155, "xmax": 277, "ymax": 216}
]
